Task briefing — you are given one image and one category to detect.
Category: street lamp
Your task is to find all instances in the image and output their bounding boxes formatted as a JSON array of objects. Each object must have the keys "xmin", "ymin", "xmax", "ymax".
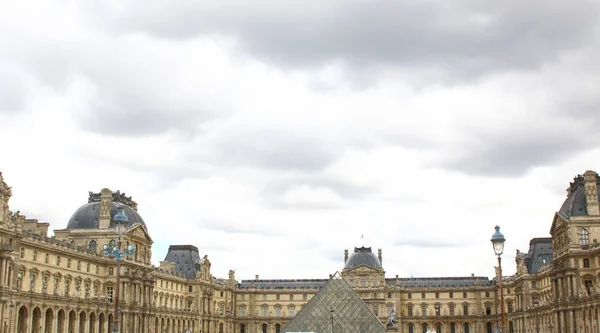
[
  {"xmin": 330, "ymin": 308, "xmax": 335, "ymax": 333},
  {"xmin": 491, "ymin": 225, "xmax": 506, "ymax": 333},
  {"xmin": 103, "ymin": 208, "xmax": 135, "ymax": 333}
]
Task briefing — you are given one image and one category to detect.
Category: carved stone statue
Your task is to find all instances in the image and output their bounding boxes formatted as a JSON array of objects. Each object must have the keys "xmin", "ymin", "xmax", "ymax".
[
  {"xmin": 42, "ymin": 278, "xmax": 47, "ymax": 294},
  {"xmin": 54, "ymin": 278, "xmax": 59, "ymax": 295},
  {"xmin": 30, "ymin": 276, "xmax": 35, "ymax": 292},
  {"xmin": 386, "ymin": 308, "xmax": 397, "ymax": 328},
  {"xmin": 229, "ymin": 270, "xmax": 235, "ymax": 279}
]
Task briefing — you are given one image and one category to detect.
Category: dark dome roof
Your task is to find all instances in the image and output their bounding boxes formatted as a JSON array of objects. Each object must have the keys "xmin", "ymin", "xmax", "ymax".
[
  {"xmin": 67, "ymin": 202, "xmax": 147, "ymax": 230},
  {"xmin": 345, "ymin": 247, "xmax": 381, "ymax": 269},
  {"xmin": 558, "ymin": 173, "xmax": 600, "ymax": 218}
]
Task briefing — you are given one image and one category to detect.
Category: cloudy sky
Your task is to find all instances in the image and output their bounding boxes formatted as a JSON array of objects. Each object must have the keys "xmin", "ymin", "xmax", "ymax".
[{"xmin": 1, "ymin": 0, "xmax": 599, "ymax": 281}]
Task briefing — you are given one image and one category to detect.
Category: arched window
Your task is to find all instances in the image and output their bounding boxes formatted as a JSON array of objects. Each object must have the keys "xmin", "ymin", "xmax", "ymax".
[
  {"xmin": 56, "ymin": 256, "xmax": 61, "ymax": 266},
  {"xmin": 275, "ymin": 324, "xmax": 281, "ymax": 333},
  {"xmin": 450, "ymin": 323, "xmax": 456, "ymax": 333},
  {"xmin": 240, "ymin": 324, "xmax": 246, "ymax": 333},
  {"xmin": 486, "ymin": 322, "xmax": 493, "ymax": 333},
  {"xmin": 579, "ymin": 228, "xmax": 590, "ymax": 246},
  {"xmin": 509, "ymin": 321, "xmax": 514, "ymax": 333},
  {"xmin": 422, "ymin": 323, "xmax": 428, "ymax": 333},
  {"xmin": 261, "ymin": 324, "xmax": 267, "ymax": 333},
  {"xmin": 408, "ymin": 323, "xmax": 414, "ymax": 333},
  {"xmin": 436, "ymin": 322, "xmax": 442, "ymax": 333},
  {"xmin": 464, "ymin": 323, "xmax": 470, "ymax": 333},
  {"xmin": 33, "ymin": 251, "xmax": 38, "ymax": 261},
  {"xmin": 88, "ymin": 240, "xmax": 97, "ymax": 252}
]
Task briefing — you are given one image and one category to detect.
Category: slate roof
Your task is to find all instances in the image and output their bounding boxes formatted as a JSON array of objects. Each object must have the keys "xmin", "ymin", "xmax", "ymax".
[
  {"xmin": 164, "ymin": 245, "xmax": 202, "ymax": 279},
  {"xmin": 558, "ymin": 173, "xmax": 600, "ymax": 219},
  {"xmin": 386, "ymin": 276, "xmax": 493, "ymax": 288},
  {"xmin": 67, "ymin": 202, "xmax": 147, "ymax": 231},
  {"xmin": 238, "ymin": 279, "xmax": 328, "ymax": 290},
  {"xmin": 345, "ymin": 246, "xmax": 382, "ymax": 269},
  {"xmin": 520, "ymin": 238, "xmax": 553, "ymax": 274}
]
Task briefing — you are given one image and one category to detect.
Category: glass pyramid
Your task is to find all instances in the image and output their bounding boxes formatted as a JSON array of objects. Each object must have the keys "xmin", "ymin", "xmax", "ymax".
[{"xmin": 282, "ymin": 272, "xmax": 386, "ymax": 333}]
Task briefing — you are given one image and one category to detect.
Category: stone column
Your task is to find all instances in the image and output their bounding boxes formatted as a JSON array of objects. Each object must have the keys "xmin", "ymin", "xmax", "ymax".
[{"xmin": 0, "ymin": 258, "xmax": 5, "ymax": 286}]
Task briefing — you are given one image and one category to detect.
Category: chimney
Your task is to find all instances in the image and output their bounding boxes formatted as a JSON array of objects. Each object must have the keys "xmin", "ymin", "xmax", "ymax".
[
  {"xmin": 255, "ymin": 274, "xmax": 259, "ymax": 280},
  {"xmin": 378, "ymin": 248, "xmax": 382, "ymax": 265},
  {"xmin": 99, "ymin": 188, "xmax": 112, "ymax": 228},
  {"xmin": 344, "ymin": 249, "xmax": 348, "ymax": 264},
  {"xmin": 584, "ymin": 170, "xmax": 599, "ymax": 216}
]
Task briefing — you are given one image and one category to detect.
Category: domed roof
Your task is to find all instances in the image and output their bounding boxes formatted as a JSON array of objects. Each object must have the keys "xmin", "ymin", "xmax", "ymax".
[
  {"xmin": 558, "ymin": 172, "xmax": 600, "ymax": 218},
  {"xmin": 345, "ymin": 247, "xmax": 381, "ymax": 269},
  {"xmin": 66, "ymin": 190, "xmax": 147, "ymax": 230}
]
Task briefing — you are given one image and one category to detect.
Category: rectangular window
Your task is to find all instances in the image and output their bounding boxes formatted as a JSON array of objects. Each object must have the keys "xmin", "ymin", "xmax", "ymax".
[
  {"xmin": 449, "ymin": 292, "xmax": 453, "ymax": 299},
  {"xmin": 485, "ymin": 291, "xmax": 490, "ymax": 297},
  {"xmin": 435, "ymin": 292, "xmax": 439, "ymax": 299},
  {"xmin": 422, "ymin": 293, "xmax": 426, "ymax": 299},
  {"xmin": 189, "ymin": 286, "xmax": 193, "ymax": 292},
  {"xmin": 106, "ymin": 286, "xmax": 114, "ymax": 302},
  {"xmin": 485, "ymin": 305, "xmax": 491, "ymax": 315},
  {"xmin": 261, "ymin": 307, "xmax": 267, "ymax": 317},
  {"xmin": 108, "ymin": 267, "xmax": 114, "ymax": 276},
  {"xmin": 408, "ymin": 293, "xmax": 412, "ymax": 299},
  {"xmin": 583, "ymin": 258, "xmax": 590, "ymax": 268},
  {"xmin": 449, "ymin": 304, "xmax": 455, "ymax": 316},
  {"xmin": 373, "ymin": 305, "xmax": 379, "ymax": 317},
  {"xmin": 508, "ymin": 301, "xmax": 513, "ymax": 313},
  {"xmin": 276, "ymin": 294, "xmax": 280, "ymax": 300},
  {"xmin": 408, "ymin": 305, "xmax": 413, "ymax": 316},
  {"xmin": 531, "ymin": 281, "xmax": 537, "ymax": 288},
  {"xmin": 435, "ymin": 304, "xmax": 440, "ymax": 316},
  {"xmin": 219, "ymin": 303, "xmax": 225, "ymax": 315},
  {"xmin": 463, "ymin": 292, "xmax": 467, "ymax": 298},
  {"xmin": 220, "ymin": 290, "xmax": 224, "ymax": 297},
  {"xmin": 388, "ymin": 292, "xmax": 393, "ymax": 299},
  {"xmin": 289, "ymin": 308, "xmax": 295, "ymax": 317},
  {"xmin": 463, "ymin": 304, "xmax": 469, "ymax": 315},
  {"xmin": 290, "ymin": 294, "xmax": 294, "ymax": 300},
  {"xmin": 421, "ymin": 304, "xmax": 427, "ymax": 316},
  {"xmin": 275, "ymin": 308, "xmax": 281, "ymax": 317},
  {"xmin": 239, "ymin": 307, "xmax": 246, "ymax": 317},
  {"xmin": 507, "ymin": 288, "xmax": 511, "ymax": 294},
  {"xmin": 263, "ymin": 294, "xmax": 267, "ymax": 301},
  {"xmin": 67, "ymin": 259, "xmax": 71, "ymax": 268}
]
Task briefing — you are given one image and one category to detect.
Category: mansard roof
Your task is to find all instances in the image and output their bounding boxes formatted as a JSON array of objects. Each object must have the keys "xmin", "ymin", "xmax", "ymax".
[{"xmin": 238, "ymin": 279, "xmax": 328, "ymax": 290}]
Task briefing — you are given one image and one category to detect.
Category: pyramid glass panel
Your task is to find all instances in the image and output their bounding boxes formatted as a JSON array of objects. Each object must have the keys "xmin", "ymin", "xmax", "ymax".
[{"xmin": 282, "ymin": 272, "xmax": 385, "ymax": 333}]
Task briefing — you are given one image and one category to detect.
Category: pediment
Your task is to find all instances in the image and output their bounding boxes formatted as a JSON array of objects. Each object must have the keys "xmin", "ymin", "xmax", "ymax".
[
  {"xmin": 344, "ymin": 264, "xmax": 383, "ymax": 274},
  {"xmin": 126, "ymin": 223, "xmax": 153, "ymax": 243}
]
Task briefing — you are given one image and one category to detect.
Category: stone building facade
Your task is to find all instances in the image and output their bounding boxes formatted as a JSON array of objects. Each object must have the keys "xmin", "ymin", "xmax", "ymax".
[{"xmin": 0, "ymin": 170, "xmax": 598, "ymax": 333}]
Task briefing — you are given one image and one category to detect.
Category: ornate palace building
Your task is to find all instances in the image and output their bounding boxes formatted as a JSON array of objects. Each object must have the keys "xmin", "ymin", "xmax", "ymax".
[{"xmin": 0, "ymin": 170, "xmax": 598, "ymax": 333}]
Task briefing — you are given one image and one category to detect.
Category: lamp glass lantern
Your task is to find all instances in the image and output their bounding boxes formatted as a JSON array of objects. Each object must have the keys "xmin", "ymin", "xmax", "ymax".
[{"xmin": 490, "ymin": 225, "xmax": 506, "ymax": 257}]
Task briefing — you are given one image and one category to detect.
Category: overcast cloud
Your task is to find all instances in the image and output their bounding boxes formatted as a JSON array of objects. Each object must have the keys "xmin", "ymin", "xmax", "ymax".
[{"xmin": 0, "ymin": 0, "xmax": 599, "ymax": 280}]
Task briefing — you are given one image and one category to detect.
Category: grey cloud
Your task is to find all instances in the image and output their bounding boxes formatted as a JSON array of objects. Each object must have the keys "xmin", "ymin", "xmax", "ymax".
[
  {"xmin": 261, "ymin": 176, "xmax": 376, "ymax": 209},
  {"xmin": 102, "ymin": 0, "xmax": 598, "ymax": 81},
  {"xmin": 394, "ymin": 239, "xmax": 463, "ymax": 248},
  {"xmin": 0, "ymin": 67, "xmax": 31, "ymax": 114},
  {"xmin": 440, "ymin": 119, "xmax": 597, "ymax": 177},
  {"xmin": 194, "ymin": 129, "xmax": 342, "ymax": 172},
  {"xmin": 203, "ymin": 219, "xmax": 281, "ymax": 237}
]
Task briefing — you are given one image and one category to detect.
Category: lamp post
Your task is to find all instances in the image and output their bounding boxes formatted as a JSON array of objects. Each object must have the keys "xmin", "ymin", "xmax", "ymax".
[
  {"xmin": 330, "ymin": 308, "xmax": 334, "ymax": 333},
  {"xmin": 103, "ymin": 208, "xmax": 136, "ymax": 333},
  {"xmin": 491, "ymin": 225, "xmax": 506, "ymax": 333}
]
